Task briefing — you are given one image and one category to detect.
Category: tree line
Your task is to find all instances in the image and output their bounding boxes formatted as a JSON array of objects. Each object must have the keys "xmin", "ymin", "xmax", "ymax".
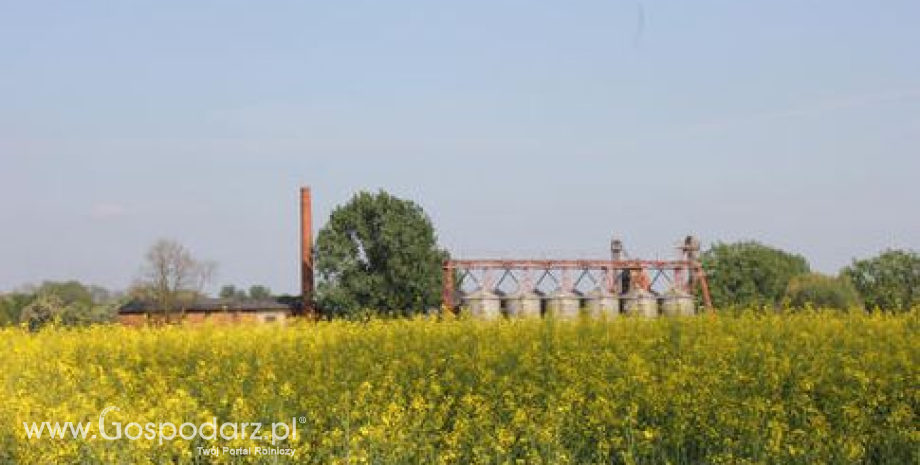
[
  {"xmin": 3, "ymin": 190, "xmax": 917, "ymax": 327},
  {"xmin": 1, "ymin": 240, "xmax": 277, "ymax": 329},
  {"xmin": 702, "ymin": 242, "xmax": 919, "ymax": 312},
  {"xmin": 313, "ymin": 191, "xmax": 920, "ymax": 317},
  {"xmin": 0, "ymin": 281, "xmax": 122, "ymax": 329}
]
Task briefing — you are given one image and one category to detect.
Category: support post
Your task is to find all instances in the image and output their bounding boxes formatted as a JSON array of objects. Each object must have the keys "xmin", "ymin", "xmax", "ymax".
[{"xmin": 694, "ymin": 263, "xmax": 714, "ymax": 314}]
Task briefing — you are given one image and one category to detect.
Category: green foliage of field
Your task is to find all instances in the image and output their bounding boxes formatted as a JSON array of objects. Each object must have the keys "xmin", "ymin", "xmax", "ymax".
[{"xmin": 0, "ymin": 312, "xmax": 917, "ymax": 464}]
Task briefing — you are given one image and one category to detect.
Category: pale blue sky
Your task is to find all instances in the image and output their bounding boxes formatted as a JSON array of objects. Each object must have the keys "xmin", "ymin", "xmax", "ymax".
[{"xmin": 2, "ymin": 1, "xmax": 918, "ymax": 294}]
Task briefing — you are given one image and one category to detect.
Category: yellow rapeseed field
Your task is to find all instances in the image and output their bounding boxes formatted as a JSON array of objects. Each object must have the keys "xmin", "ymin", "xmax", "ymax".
[{"xmin": 0, "ymin": 312, "xmax": 917, "ymax": 464}]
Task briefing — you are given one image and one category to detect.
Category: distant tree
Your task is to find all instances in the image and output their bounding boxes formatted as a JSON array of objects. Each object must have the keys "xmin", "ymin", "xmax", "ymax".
[
  {"xmin": 86, "ymin": 285, "xmax": 114, "ymax": 304},
  {"xmin": 0, "ymin": 297, "xmax": 15, "ymax": 326},
  {"xmin": 219, "ymin": 285, "xmax": 241, "ymax": 299},
  {"xmin": 0, "ymin": 293, "xmax": 36, "ymax": 327},
  {"xmin": 219, "ymin": 284, "xmax": 252, "ymax": 300},
  {"xmin": 784, "ymin": 273, "xmax": 862, "ymax": 310},
  {"xmin": 20, "ymin": 294, "xmax": 67, "ymax": 331},
  {"xmin": 136, "ymin": 239, "xmax": 216, "ymax": 322},
  {"xmin": 702, "ymin": 241, "xmax": 810, "ymax": 308},
  {"xmin": 248, "ymin": 285, "xmax": 272, "ymax": 300},
  {"xmin": 0, "ymin": 282, "xmax": 119, "ymax": 328},
  {"xmin": 315, "ymin": 190, "xmax": 449, "ymax": 318},
  {"xmin": 62, "ymin": 302, "xmax": 119, "ymax": 326},
  {"xmin": 34, "ymin": 281, "xmax": 94, "ymax": 307},
  {"xmin": 843, "ymin": 249, "xmax": 920, "ymax": 312}
]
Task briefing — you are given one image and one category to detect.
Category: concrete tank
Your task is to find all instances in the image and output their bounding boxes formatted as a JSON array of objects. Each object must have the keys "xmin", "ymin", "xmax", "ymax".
[
  {"xmin": 621, "ymin": 288, "xmax": 658, "ymax": 318},
  {"xmin": 659, "ymin": 288, "xmax": 695, "ymax": 317},
  {"xmin": 545, "ymin": 289, "xmax": 582, "ymax": 319},
  {"xmin": 461, "ymin": 288, "xmax": 503, "ymax": 320},
  {"xmin": 584, "ymin": 287, "xmax": 620, "ymax": 319},
  {"xmin": 504, "ymin": 289, "xmax": 544, "ymax": 318}
]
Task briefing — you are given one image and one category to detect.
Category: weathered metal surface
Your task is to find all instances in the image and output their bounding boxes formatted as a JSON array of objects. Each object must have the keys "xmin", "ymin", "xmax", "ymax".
[
  {"xmin": 659, "ymin": 288, "xmax": 695, "ymax": 317},
  {"xmin": 585, "ymin": 287, "xmax": 620, "ymax": 319},
  {"xmin": 621, "ymin": 288, "xmax": 659, "ymax": 318},
  {"xmin": 442, "ymin": 236, "xmax": 714, "ymax": 316},
  {"xmin": 461, "ymin": 289, "xmax": 503, "ymax": 320},
  {"xmin": 545, "ymin": 289, "xmax": 582, "ymax": 319},
  {"xmin": 504, "ymin": 290, "xmax": 544, "ymax": 318}
]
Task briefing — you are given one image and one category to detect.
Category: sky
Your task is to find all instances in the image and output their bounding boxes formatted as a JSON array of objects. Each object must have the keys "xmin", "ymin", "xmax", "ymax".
[{"xmin": 2, "ymin": 1, "xmax": 919, "ymax": 294}]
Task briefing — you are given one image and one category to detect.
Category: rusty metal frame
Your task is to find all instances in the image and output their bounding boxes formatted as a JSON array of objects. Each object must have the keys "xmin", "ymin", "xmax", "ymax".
[{"xmin": 442, "ymin": 258, "xmax": 714, "ymax": 312}]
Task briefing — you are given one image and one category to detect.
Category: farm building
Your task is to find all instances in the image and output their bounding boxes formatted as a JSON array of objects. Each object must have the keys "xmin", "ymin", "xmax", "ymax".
[{"xmin": 118, "ymin": 298, "xmax": 292, "ymax": 326}]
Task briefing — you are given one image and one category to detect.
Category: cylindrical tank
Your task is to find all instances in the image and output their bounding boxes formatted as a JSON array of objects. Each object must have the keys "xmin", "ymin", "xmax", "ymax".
[
  {"xmin": 584, "ymin": 287, "xmax": 620, "ymax": 319},
  {"xmin": 659, "ymin": 288, "xmax": 695, "ymax": 317},
  {"xmin": 449, "ymin": 290, "xmax": 464, "ymax": 313},
  {"xmin": 461, "ymin": 288, "xmax": 503, "ymax": 319},
  {"xmin": 504, "ymin": 289, "xmax": 544, "ymax": 318},
  {"xmin": 545, "ymin": 289, "xmax": 582, "ymax": 319},
  {"xmin": 621, "ymin": 288, "xmax": 658, "ymax": 318}
]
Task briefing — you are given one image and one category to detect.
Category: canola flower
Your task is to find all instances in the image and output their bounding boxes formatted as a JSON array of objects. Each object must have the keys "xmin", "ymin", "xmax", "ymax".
[{"xmin": 0, "ymin": 311, "xmax": 917, "ymax": 464}]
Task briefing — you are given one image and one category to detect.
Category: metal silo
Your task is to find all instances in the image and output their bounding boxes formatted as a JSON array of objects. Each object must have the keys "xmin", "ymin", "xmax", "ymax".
[
  {"xmin": 504, "ymin": 289, "xmax": 544, "ymax": 318},
  {"xmin": 585, "ymin": 287, "xmax": 620, "ymax": 319},
  {"xmin": 621, "ymin": 288, "xmax": 658, "ymax": 318},
  {"xmin": 461, "ymin": 288, "xmax": 503, "ymax": 320},
  {"xmin": 659, "ymin": 288, "xmax": 695, "ymax": 317},
  {"xmin": 545, "ymin": 289, "xmax": 582, "ymax": 319}
]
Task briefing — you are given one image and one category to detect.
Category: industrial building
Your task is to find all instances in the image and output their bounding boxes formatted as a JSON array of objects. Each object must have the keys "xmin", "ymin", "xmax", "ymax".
[
  {"xmin": 118, "ymin": 298, "xmax": 291, "ymax": 326},
  {"xmin": 445, "ymin": 236, "xmax": 712, "ymax": 319},
  {"xmin": 117, "ymin": 187, "xmax": 316, "ymax": 325}
]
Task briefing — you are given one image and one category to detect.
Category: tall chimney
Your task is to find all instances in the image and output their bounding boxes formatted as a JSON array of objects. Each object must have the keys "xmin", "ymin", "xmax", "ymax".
[{"xmin": 300, "ymin": 187, "xmax": 315, "ymax": 316}]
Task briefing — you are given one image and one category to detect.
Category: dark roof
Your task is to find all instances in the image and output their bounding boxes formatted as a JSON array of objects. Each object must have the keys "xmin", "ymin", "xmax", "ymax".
[{"xmin": 119, "ymin": 298, "xmax": 292, "ymax": 315}]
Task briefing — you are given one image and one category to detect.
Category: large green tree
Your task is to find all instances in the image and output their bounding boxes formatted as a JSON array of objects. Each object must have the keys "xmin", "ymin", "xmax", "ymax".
[
  {"xmin": 702, "ymin": 241, "xmax": 810, "ymax": 308},
  {"xmin": 315, "ymin": 191, "xmax": 448, "ymax": 317},
  {"xmin": 843, "ymin": 249, "xmax": 920, "ymax": 311}
]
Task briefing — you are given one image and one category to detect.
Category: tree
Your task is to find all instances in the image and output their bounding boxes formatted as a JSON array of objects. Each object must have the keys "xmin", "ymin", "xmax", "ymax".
[
  {"xmin": 60, "ymin": 302, "xmax": 119, "ymax": 326},
  {"xmin": 219, "ymin": 285, "xmax": 237, "ymax": 299},
  {"xmin": 136, "ymin": 239, "xmax": 216, "ymax": 321},
  {"xmin": 34, "ymin": 281, "xmax": 94, "ymax": 307},
  {"xmin": 315, "ymin": 190, "xmax": 449, "ymax": 317},
  {"xmin": 843, "ymin": 249, "xmax": 920, "ymax": 312},
  {"xmin": 1, "ymin": 282, "xmax": 119, "ymax": 328},
  {"xmin": 20, "ymin": 294, "xmax": 67, "ymax": 331},
  {"xmin": 33, "ymin": 281, "xmax": 120, "ymax": 326},
  {"xmin": 248, "ymin": 285, "xmax": 272, "ymax": 300},
  {"xmin": 0, "ymin": 293, "xmax": 36, "ymax": 327},
  {"xmin": 86, "ymin": 285, "xmax": 115, "ymax": 304},
  {"xmin": 702, "ymin": 241, "xmax": 810, "ymax": 308},
  {"xmin": 0, "ymin": 299, "xmax": 10, "ymax": 326},
  {"xmin": 784, "ymin": 273, "xmax": 862, "ymax": 310},
  {"xmin": 219, "ymin": 285, "xmax": 247, "ymax": 300}
]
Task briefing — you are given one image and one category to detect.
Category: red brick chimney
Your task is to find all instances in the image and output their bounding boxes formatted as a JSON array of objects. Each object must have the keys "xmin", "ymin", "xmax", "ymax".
[{"xmin": 300, "ymin": 187, "xmax": 315, "ymax": 316}]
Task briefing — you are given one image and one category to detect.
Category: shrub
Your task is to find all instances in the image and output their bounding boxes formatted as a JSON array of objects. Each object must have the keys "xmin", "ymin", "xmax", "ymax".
[{"xmin": 785, "ymin": 273, "xmax": 862, "ymax": 310}]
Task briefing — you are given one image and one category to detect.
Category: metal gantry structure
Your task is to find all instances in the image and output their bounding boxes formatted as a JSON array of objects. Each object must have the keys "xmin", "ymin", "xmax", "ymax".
[{"xmin": 442, "ymin": 236, "xmax": 714, "ymax": 312}]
